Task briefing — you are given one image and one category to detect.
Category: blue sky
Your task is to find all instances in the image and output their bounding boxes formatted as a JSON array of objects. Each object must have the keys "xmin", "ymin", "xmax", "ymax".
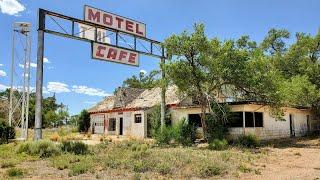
[{"xmin": 0, "ymin": 0, "xmax": 319, "ymax": 115}]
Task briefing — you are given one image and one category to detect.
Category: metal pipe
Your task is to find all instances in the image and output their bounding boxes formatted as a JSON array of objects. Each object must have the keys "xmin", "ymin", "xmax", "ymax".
[{"xmin": 160, "ymin": 58, "xmax": 166, "ymax": 130}]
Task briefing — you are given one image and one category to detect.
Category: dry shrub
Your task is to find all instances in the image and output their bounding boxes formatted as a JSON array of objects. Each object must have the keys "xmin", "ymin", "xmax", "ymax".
[{"xmin": 50, "ymin": 132, "xmax": 60, "ymax": 142}]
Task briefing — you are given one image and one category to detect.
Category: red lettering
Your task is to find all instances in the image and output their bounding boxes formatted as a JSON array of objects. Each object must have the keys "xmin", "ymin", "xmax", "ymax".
[
  {"xmin": 119, "ymin": 51, "xmax": 128, "ymax": 61},
  {"xmin": 128, "ymin": 53, "xmax": 137, "ymax": 64},
  {"xmin": 107, "ymin": 48, "xmax": 117, "ymax": 59},
  {"xmin": 136, "ymin": 24, "xmax": 144, "ymax": 36},
  {"xmin": 103, "ymin": 14, "xmax": 113, "ymax": 26},
  {"xmin": 88, "ymin": 8, "xmax": 100, "ymax": 22},
  {"xmin": 126, "ymin": 21, "xmax": 134, "ymax": 32},
  {"xmin": 115, "ymin": 17, "xmax": 124, "ymax": 29},
  {"xmin": 96, "ymin": 45, "xmax": 106, "ymax": 57}
]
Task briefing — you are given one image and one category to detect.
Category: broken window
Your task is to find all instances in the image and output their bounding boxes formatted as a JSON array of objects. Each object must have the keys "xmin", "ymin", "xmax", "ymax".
[
  {"xmin": 108, "ymin": 118, "xmax": 116, "ymax": 131},
  {"xmin": 228, "ymin": 112, "xmax": 243, "ymax": 127},
  {"xmin": 135, "ymin": 114, "xmax": 142, "ymax": 123}
]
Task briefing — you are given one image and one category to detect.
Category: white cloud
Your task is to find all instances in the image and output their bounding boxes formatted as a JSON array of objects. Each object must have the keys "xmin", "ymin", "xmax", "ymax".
[
  {"xmin": 43, "ymin": 57, "xmax": 50, "ymax": 63},
  {"xmin": 48, "ymin": 66, "xmax": 54, "ymax": 70},
  {"xmin": 0, "ymin": 70, "xmax": 7, "ymax": 77},
  {"xmin": 0, "ymin": 84, "xmax": 9, "ymax": 91},
  {"xmin": 0, "ymin": 0, "xmax": 25, "ymax": 16},
  {"xmin": 47, "ymin": 82, "xmax": 71, "ymax": 93},
  {"xmin": 140, "ymin": 69, "xmax": 147, "ymax": 74},
  {"xmin": 0, "ymin": 64, "xmax": 3, "ymax": 67},
  {"xmin": 72, "ymin": 85, "xmax": 110, "ymax": 97}
]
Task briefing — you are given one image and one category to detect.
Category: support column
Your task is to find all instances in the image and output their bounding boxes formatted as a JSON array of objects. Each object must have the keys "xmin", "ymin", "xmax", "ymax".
[
  {"xmin": 160, "ymin": 58, "xmax": 166, "ymax": 130},
  {"xmin": 34, "ymin": 29, "xmax": 44, "ymax": 140}
]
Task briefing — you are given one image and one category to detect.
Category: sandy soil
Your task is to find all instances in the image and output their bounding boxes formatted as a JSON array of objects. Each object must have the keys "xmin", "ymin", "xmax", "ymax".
[{"xmin": 241, "ymin": 138, "xmax": 320, "ymax": 180}]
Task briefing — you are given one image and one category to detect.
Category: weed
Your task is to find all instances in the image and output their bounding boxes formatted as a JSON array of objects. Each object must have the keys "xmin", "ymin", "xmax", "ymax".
[
  {"xmin": 238, "ymin": 164, "xmax": 252, "ymax": 173},
  {"xmin": 6, "ymin": 167, "xmax": 24, "ymax": 177},
  {"xmin": 1, "ymin": 159, "xmax": 18, "ymax": 168},
  {"xmin": 237, "ymin": 134, "xmax": 260, "ymax": 148},
  {"xmin": 61, "ymin": 141, "xmax": 89, "ymax": 155},
  {"xmin": 17, "ymin": 140, "xmax": 61, "ymax": 158},
  {"xmin": 68, "ymin": 162, "xmax": 90, "ymax": 176},
  {"xmin": 208, "ymin": 139, "xmax": 229, "ymax": 150},
  {"xmin": 50, "ymin": 132, "xmax": 60, "ymax": 142},
  {"xmin": 196, "ymin": 163, "xmax": 223, "ymax": 177}
]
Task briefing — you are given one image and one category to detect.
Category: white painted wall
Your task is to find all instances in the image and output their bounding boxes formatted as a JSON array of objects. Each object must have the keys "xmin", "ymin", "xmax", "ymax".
[{"xmin": 170, "ymin": 104, "xmax": 314, "ymax": 140}]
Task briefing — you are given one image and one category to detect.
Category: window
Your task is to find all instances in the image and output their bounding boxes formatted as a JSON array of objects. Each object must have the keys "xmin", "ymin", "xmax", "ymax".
[
  {"xmin": 245, "ymin": 112, "xmax": 263, "ymax": 127},
  {"xmin": 188, "ymin": 114, "xmax": 202, "ymax": 127},
  {"xmin": 228, "ymin": 112, "xmax": 243, "ymax": 127},
  {"xmin": 254, "ymin": 112, "xmax": 263, "ymax": 127},
  {"xmin": 108, "ymin": 118, "xmax": 116, "ymax": 131},
  {"xmin": 135, "ymin": 114, "xmax": 142, "ymax": 123},
  {"xmin": 245, "ymin": 112, "xmax": 254, "ymax": 127}
]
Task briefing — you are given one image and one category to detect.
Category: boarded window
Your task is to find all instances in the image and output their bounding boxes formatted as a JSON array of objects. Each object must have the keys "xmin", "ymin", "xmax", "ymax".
[
  {"xmin": 108, "ymin": 118, "xmax": 116, "ymax": 131},
  {"xmin": 135, "ymin": 114, "xmax": 142, "ymax": 123},
  {"xmin": 228, "ymin": 112, "xmax": 243, "ymax": 127},
  {"xmin": 188, "ymin": 114, "xmax": 202, "ymax": 127}
]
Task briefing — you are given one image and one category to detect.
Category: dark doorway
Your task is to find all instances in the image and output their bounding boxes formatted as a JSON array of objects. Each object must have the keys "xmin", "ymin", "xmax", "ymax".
[
  {"xmin": 147, "ymin": 114, "xmax": 152, "ymax": 138},
  {"xmin": 289, "ymin": 114, "xmax": 295, "ymax": 137},
  {"xmin": 188, "ymin": 114, "xmax": 202, "ymax": 128},
  {"xmin": 119, "ymin": 118, "xmax": 123, "ymax": 135}
]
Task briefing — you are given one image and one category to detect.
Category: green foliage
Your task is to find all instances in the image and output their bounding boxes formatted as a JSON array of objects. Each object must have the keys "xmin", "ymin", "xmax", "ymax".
[
  {"xmin": 17, "ymin": 140, "xmax": 61, "ymax": 158},
  {"xmin": 0, "ymin": 119, "xmax": 15, "ymax": 144},
  {"xmin": 153, "ymin": 126, "xmax": 177, "ymax": 145},
  {"xmin": 237, "ymin": 134, "xmax": 260, "ymax": 148},
  {"xmin": 61, "ymin": 141, "xmax": 89, "ymax": 155},
  {"xmin": 205, "ymin": 103, "xmax": 230, "ymax": 143},
  {"xmin": 68, "ymin": 162, "xmax": 91, "ymax": 176},
  {"xmin": 121, "ymin": 70, "xmax": 160, "ymax": 90},
  {"xmin": 148, "ymin": 105, "xmax": 171, "ymax": 137},
  {"xmin": 6, "ymin": 167, "xmax": 24, "ymax": 177},
  {"xmin": 175, "ymin": 118, "xmax": 197, "ymax": 146},
  {"xmin": 208, "ymin": 139, "xmax": 229, "ymax": 151},
  {"xmin": 78, "ymin": 109, "xmax": 91, "ymax": 132},
  {"xmin": 196, "ymin": 163, "xmax": 223, "ymax": 177}
]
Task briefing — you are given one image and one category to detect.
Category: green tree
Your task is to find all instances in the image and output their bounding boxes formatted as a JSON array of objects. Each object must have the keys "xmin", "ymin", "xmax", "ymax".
[
  {"xmin": 78, "ymin": 109, "xmax": 90, "ymax": 132},
  {"xmin": 122, "ymin": 70, "xmax": 160, "ymax": 89}
]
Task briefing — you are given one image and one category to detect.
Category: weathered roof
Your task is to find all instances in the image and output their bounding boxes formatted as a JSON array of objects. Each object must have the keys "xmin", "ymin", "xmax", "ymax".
[
  {"xmin": 113, "ymin": 87, "xmax": 145, "ymax": 108},
  {"xmin": 126, "ymin": 86, "xmax": 182, "ymax": 109},
  {"xmin": 87, "ymin": 95, "xmax": 115, "ymax": 113}
]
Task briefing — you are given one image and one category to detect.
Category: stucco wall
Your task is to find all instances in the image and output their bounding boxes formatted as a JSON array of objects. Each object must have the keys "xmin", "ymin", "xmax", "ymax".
[{"xmin": 170, "ymin": 104, "xmax": 314, "ymax": 140}]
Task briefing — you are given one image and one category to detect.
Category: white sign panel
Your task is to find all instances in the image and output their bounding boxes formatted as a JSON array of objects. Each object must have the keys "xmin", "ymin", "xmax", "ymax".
[
  {"xmin": 84, "ymin": 5, "xmax": 146, "ymax": 37},
  {"xmin": 92, "ymin": 42, "xmax": 139, "ymax": 66},
  {"xmin": 78, "ymin": 23, "xmax": 111, "ymax": 43}
]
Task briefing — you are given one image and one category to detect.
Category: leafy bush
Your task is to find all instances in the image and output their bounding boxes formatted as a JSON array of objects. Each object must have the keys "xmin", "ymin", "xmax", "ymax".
[
  {"xmin": 68, "ymin": 162, "xmax": 91, "ymax": 176},
  {"xmin": 17, "ymin": 140, "xmax": 61, "ymax": 158},
  {"xmin": 237, "ymin": 134, "xmax": 260, "ymax": 148},
  {"xmin": 61, "ymin": 141, "xmax": 89, "ymax": 155},
  {"xmin": 205, "ymin": 103, "xmax": 230, "ymax": 143},
  {"xmin": 149, "ymin": 105, "xmax": 172, "ymax": 137},
  {"xmin": 6, "ymin": 167, "xmax": 24, "ymax": 177},
  {"xmin": 153, "ymin": 126, "xmax": 177, "ymax": 145},
  {"xmin": 196, "ymin": 163, "xmax": 223, "ymax": 177},
  {"xmin": 175, "ymin": 118, "xmax": 197, "ymax": 146},
  {"xmin": 208, "ymin": 139, "xmax": 228, "ymax": 150},
  {"xmin": 0, "ymin": 120, "xmax": 15, "ymax": 144}
]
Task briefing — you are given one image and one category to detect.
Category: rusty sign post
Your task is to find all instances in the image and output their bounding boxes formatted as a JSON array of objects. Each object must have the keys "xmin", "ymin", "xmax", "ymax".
[{"xmin": 34, "ymin": 6, "xmax": 166, "ymax": 140}]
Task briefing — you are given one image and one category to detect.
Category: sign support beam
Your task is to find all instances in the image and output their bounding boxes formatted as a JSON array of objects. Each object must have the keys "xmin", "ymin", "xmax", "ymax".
[{"xmin": 34, "ymin": 10, "xmax": 45, "ymax": 140}]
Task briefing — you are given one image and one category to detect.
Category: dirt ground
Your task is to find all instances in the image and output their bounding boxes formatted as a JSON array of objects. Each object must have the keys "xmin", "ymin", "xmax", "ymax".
[
  {"xmin": 241, "ymin": 137, "xmax": 320, "ymax": 180},
  {"xmin": 2, "ymin": 137, "xmax": 320, "ymax": 179}
]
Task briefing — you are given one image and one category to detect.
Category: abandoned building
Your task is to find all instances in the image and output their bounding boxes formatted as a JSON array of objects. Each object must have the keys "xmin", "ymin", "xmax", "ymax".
[{"xmin": 88, "ymin": 86, "xmax": 319, "ymax": 140}]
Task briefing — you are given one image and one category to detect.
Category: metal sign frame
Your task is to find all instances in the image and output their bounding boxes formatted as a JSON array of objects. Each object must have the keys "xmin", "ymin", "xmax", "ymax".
[{"xmin": 34, "ymin": 7, "xmax": 166, "ymax": 140}]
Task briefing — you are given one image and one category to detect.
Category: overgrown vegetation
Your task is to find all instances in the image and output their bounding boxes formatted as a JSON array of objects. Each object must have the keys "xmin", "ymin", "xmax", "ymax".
[
  {"xmin": 17, "ymin": 140, "xmax": 61, "ymax": 158},
  {"xmin": 208, "ymin": 139, "xmax": 229, "ymax": 150},
  {"xmin": 237, "ymin": 134, "xmax": 260, "ymax": 148},
  {"xmin": 0, "ymin": 119, "xmax": 15, "ymax": 144},
  {"xmin": 61, "ymin": 141, "xmax": 89, "ymax": 155},
  {"xmin": 78, "ymin": 109, "xmax": 91, "ymax": 133}
]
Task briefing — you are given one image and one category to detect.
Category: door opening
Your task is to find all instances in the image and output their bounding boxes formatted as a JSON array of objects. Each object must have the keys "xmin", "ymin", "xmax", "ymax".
[{"xmin": 119, "ymin": 117, "xmax": 123, "ymax": 135}]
